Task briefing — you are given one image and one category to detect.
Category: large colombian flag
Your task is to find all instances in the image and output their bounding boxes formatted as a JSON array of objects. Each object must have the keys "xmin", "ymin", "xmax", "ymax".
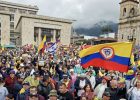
[{"xmin": 79, "ymin": 42, "xmax": 133, "ymax": 72}]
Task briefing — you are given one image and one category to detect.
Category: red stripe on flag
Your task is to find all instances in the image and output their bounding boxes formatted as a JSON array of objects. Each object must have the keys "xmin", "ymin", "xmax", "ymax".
[{"xmin": 81, "ymin": 58, "xmax": 128, "ymax": 72}]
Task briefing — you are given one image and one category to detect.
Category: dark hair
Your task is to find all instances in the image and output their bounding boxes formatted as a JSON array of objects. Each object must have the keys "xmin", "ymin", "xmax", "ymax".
[
  {"xmin": 60, "ymin": 83, "xmax": 67, "ymax": 87},
  {"xmin": 80, "ymin": 96, "xmax": 88, "ymax": 100},
  {"xmin": 83, "ymin": 84, "xmax": 93, "ymax": 92},
  {"xmin": 6, "ymin": 94, "xmax": 14, "ymax": 99},
  {"xmin": 30, "ymin": 86, "xmax": 37, "ymax": 90}
]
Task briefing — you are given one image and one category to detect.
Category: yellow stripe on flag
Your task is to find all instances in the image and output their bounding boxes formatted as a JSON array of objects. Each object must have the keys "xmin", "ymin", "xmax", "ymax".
[
  {"xmin": 79, "ymin": 42, "xmax": 133, "ymax": 58},
  {"xmin": 38, "ymin": 35, "xmax": 46, "ymax": 52}
]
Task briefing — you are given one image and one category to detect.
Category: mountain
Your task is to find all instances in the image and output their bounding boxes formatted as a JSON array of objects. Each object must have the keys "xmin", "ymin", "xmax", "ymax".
[{"xmin": 74, "ymin": 21, "xmax": 118, "ymax": 36}]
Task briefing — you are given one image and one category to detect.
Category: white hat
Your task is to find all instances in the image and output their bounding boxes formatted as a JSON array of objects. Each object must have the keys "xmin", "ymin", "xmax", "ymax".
[
  {"xmin": 70, "ymin": 69, "xmax": 74, "ymax": 72},
  {"xmin": 20, "ymin": 63, "xmax": 24, "ymax": 67}
]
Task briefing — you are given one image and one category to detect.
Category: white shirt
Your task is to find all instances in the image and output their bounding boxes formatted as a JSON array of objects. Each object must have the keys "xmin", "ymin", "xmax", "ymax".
[
  {"xmin": 89, "ymin": 75, "xmax": 96, "ymax": 89},
  {"xmin": 132, "ymin": 87, "xmax": 140, "ymax": 100},
  {"xmin": 94, "ymin": 83, "xmax": 107, "ymax": 99},
  {"xmin": 0, "ymin": 86, "xmax": 8, "ymax": 100}
]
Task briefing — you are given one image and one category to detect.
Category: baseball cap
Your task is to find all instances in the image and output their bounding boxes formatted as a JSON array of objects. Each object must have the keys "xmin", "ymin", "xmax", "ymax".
[
  {"xmin": 9, "ymin": 70, "xmax": 15, "ymax": 74},
  {"xmin": 23, "ymin": 82, "xmax": 30, "ymax": 86},
  {"xmin": 33, "ymin": 71, "xmax": 40, "ymax": 76},
  {"xmin": 49, "ymin": 89, "xmax": 58, "ymax": 97}
]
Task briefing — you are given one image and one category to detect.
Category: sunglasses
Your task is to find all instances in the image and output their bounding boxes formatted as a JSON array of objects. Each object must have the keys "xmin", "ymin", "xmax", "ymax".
[{"xmin": 29, "ymin": 94, "xmax": 38, "ymax": 97}]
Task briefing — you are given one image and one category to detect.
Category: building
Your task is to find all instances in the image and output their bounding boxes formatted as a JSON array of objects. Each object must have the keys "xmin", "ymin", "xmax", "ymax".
[
  {"xmin": 90, "ymin": 37, "xmax": 117, "ymax": 45},
  {"xmin": 99, "ymin": 33, "xmax": 117, "ymax": 39},
  {"xmin": 118, "ymin": 0, "xmax": 140, "ymax": 45},
  {"xmin": 0, "ymin": 0, "xmax": 74, "ymax": 46}
]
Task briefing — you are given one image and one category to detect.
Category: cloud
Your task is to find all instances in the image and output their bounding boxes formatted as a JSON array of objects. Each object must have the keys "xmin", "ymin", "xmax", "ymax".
[{"xmin": 4, "ymin": 0, "xmax": 120, "ymax": 28}]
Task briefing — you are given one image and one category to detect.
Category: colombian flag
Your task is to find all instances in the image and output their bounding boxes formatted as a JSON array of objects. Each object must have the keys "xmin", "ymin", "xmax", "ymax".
[
  {"xmin": 79, "ymin": 42, "xmax": 133, "ymax": 72},
  {"xmin": 38, "ymin": 35, "xmax": 46, "ymax": 52}
]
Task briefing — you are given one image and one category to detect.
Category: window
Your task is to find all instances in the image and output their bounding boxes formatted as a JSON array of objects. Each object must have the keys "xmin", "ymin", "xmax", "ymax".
[
  {"xmin": 10, "ymin": 33, "xmax": 14, "ymax": 37},
  {"xmin": 130, "ymin": 8, "xmax": 135, "ymax": 16},
  {"xmin": 10, "ymin": 14, "xmax": 14, "ymax": 21},
  {"xmin": 127, "ymin": 36, "xmax": 129, "ymax": 40},
  {"xmin": 10, "ymin": 38, "xmax": 16, "ymax": 45},
  {"xmin": 123, "ymin": 8, "xmax": 126, "ymax": 16},
  {"xmin": 0, "ymin": 6, "xmax": 5, "ymax": 11},
  {"xmin": 19, "ymin": 9, "xmax": 27, "ymax": 14},
  {"xmin": 10, "ymin": 22, "xmax": 14, "ymax": 29},
  {"xmin": 9, "ymin": 8, "xmax": 16, "ymax": 13},
  {"xmin": 122, "ymin": 34, "xmax": 124, "ymax": 39},
  {"xmin": 0, "ymin": 29, "xmax": 1, "ymax": 36},
  {"xmin": 28, "ymin": 11, "xmax": 36, "ymax": 15}
]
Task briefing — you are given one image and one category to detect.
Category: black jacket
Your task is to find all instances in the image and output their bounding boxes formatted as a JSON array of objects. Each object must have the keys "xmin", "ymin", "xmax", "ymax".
[{"xmin": 37, "ymin": 82, "xmax": 54, "ymax": 99}]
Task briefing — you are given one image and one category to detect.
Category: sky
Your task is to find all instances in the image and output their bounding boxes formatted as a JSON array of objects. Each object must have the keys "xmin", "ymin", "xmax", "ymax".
[{"xmin": 4, "ymin": 0, "xmax": 121, "ymax": 28}]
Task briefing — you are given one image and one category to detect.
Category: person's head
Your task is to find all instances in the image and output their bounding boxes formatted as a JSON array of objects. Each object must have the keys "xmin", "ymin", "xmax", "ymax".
[
  {"xmin": 6, "ymin": 94, "xmax": 14, "ymax": 100},
  {"xmin": 9, "ymin": 70, "xmax": 15, "ymax": 79},
  {"xmin": 49, "ymin": 89, "xmax": 58, "ymax": 100},
  {"xmin": 80, "ymin": 96, "xmax": 88, "ymax": 100},
  {"xmin": 70, "ymin": 69, "xmax": 74, "ymax": 75},
  {"xmin": 22, "ymin": 82, "xmax": 30, "ymax": 90},
  {"xmin": 63, "ymin": 67, "xmax": 68, "ymax": 73},
  {"xmin": 80, "ymin": 74, "xmax": 86, "ymax": 80},
  {"xmin": 83, "ymin": 84, "xmax": 92, "ymax": 92},
  {"xmin": 19, "ymin": 66, "xmax": 25, "ymax": 72},
  {"xmin": 136, "ymin": 81, "xmax": 140, "ymax": 88},
  {"xmin": 44, "ymin": 66, "xmax": 49, "ymax": 71},
  {"xmin": 17, "ymin": 75, "xmax": 25, "ymax": 83},
  {"xmin": 0, "ymin": 77, "xmax": 4, "ymax": 86},
  {"xmin": 33, "ymin": 72, "xmax": 40, "ymax": 80},
  {"xmin": 102, "ymin": 77, "xmax": 107, "ymax": 85},
  {"xmin": 59, "ymin": 83, "xmax": 67, "ymax": 93},
  {"xmin": 118, "ymin": 78, "xmax": 125, "ymax": 88},
  {"xmin": 43, "ymin": 75, "xmax": 50, "ymax": 85},
  {"xmin": 110, "ymin": 79, "xmax": 118, "ymax": 88},
  {"xmin": 28, "ymin": 94, "xmax": 38, "ymax": 100},
  {"xmin": 30, "ymin": 86, "xmax": 37, "ymax": 95},
  {"xmin": 102, "ymin": 92, "xmax": 111, "ymax": 100}
]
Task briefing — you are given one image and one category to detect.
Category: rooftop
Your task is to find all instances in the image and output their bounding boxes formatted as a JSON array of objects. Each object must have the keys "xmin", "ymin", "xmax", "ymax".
[
  {"xmin": 0, "ymin": 0, "xmax": 39, "ymax": 10},
  {"xmin": 16, "ymin": 14, "xmax": 75, "ymax": 28}
]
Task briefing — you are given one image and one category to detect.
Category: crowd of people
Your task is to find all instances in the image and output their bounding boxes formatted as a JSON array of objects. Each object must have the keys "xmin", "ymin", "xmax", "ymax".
[{"xmin": 0, "ymin": 43, "xmax": 140, "ymax": 100}]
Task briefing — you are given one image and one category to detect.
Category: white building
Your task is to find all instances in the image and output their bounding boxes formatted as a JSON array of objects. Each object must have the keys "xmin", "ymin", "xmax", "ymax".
[
  {"xmin": 100, "ymin": 33, "xmax": 116, "ymax": 38},
  {"xmin": 0, "ymin": 0, "xmax": 74, "ymax": 46}
]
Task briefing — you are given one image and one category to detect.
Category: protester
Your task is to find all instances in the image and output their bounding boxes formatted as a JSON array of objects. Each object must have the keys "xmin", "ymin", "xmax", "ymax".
[
  {"xmin": 26, "ymin": 86, "xmax": 45, "ymax": 100},
  {"xmin": 16, "ymin": 82, "xmax": 30, "ymax": 100},
  {"xmin": 48, "ymin": 89, "xmax": 59, "ymax": 100},
  {"xmin": 0, "ymin": 43, "xmax": 139, "ymax": 100},
  {"xmin": 0, "ymin": 77, "xmax": 9, "ymax": 100},
  {"xmin": 5, "ymin": 70, "xmax": 17, "ymax": 94},
  {"xmin": 131, "ymin": 81, "xmax": 140, "ymax": 100},
  {"xmin": 24, "ymin": 71, "xmax": 40, "ymax": 87},
  {"xmin": 94, "ymin": 77, "xmax": 108, "ymax": 99},
  {"xmin": 81, "ymin": 84, "xmax": 95, "ymax": 100},
  {"xmin": 102, "ymin": 92, "xmax": 111, "ymax": 100},
  {"xmin": 37, "ymin": 75, "xmax": 55, "ymax": 99},
  {"xmin": 58, "ymin": 83, "xmax": 73, "ymax": 100},
  {"xmin": 105, "ymin": 79, "xmax": 118, "ymax": 100}
]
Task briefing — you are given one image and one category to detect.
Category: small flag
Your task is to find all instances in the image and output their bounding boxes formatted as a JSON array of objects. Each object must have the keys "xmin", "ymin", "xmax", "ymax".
[
  {"xmin": 46, "ymin": 43, "xmax": 57, "ymax": 54},
  {"xmin": 38, "ymin": 35, "xmax": 46, "ymax": 52}
]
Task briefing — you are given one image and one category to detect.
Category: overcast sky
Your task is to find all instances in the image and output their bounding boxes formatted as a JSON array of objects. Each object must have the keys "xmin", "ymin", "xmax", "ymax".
[{"xmin": 5, "ymin": 0, "xmax": 121, "ymax": 28}]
